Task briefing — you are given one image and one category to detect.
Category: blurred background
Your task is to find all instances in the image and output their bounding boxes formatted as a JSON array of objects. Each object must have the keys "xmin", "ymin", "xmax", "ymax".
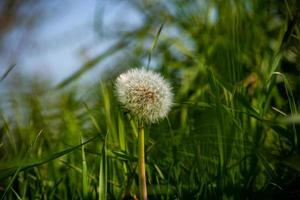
[
  {"xmin": 1, "ymin": 0, "xmax": 300, "ymax": 199},
  {"xmin": 1, "ymin": 0, "xmax": 299, "ymax": 91},
  {"xmin": 0, "ymin": 0, "xmax": 144, "ymax": 85}
]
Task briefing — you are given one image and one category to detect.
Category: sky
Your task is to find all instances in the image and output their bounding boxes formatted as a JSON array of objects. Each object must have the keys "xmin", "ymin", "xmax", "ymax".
[{"xmin": 0, "ymin": 0, "xmax": 143, "ymax": 86}]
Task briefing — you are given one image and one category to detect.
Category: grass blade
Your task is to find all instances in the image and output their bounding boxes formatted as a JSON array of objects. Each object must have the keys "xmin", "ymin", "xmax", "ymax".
[
  {"xmin": 0, "ymin": 64, "xmax": 15, "ymax": 82},
  {"xmin": 0, "ymin": 135, "xmax": 99, "ymax": 181},
  {"xmin": 99, "ymin": 133, "xmax": 107, "ymax": 200},
  {"xmin": 81, "ymin": 136, "xmax": 89, "ymax": 199}
]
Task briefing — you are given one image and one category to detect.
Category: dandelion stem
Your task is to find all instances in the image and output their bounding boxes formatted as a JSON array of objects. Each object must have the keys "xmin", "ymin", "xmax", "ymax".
[{"xmin": 138, "ymin": 124, "xmax": 147, "ymax": 200}]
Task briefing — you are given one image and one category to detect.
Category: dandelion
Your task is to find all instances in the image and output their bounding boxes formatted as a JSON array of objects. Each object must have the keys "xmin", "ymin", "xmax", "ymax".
[
  {"xmin": 115, "ymin": 68, "xmax": 173, "ymax": 200},
  {"xmin": 115, "ymin": 68, "xmax": 172, "ymax": 123}
]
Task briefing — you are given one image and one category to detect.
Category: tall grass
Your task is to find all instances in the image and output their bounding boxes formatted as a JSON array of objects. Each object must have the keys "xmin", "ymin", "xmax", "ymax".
[{"xmin": 1, "ymin": 0, "xmax": 300, "ymax": 199}]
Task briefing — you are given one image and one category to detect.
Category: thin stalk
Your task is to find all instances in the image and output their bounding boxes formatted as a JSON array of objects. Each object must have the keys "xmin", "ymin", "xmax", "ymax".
[
  {"xmin": 138, "ymin": 125, "xmax": 147, "ymax": 200},
  {"xmin": 81, "ymin": 135, "xmax": 88, "ymax": 200},
  {"xmin": 99, "ymin": 133, "xmax": 107, "ymax": 200}
]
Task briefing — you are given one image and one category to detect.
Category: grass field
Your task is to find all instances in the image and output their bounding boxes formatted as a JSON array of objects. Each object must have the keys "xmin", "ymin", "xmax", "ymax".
[{"xmin": 1, "ymin": 0, "xmax": 300, "ymax": 199}]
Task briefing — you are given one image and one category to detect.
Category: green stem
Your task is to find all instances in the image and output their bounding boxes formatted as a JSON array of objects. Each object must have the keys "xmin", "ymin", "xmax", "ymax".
[{"xmin": 138, "ymin": 125, "xmax": 147, "ymax": 200}]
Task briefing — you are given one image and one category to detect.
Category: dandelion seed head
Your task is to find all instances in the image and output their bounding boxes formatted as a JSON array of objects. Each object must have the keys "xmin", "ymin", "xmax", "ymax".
[{"xmin": 115, "ymin": 68, "xmax": 173, "ymax": 123}]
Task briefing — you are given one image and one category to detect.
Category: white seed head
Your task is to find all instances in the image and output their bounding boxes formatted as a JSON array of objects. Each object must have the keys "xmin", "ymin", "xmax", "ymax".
[{"xmin": 115, "ymin": 68, "xmax": 173, "ymax": 123}]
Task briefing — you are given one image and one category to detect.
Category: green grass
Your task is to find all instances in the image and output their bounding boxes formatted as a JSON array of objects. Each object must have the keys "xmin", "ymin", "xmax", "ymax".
[{"xmin": 1, "ymin": 0, "xmax": 300, "ymax": 199}]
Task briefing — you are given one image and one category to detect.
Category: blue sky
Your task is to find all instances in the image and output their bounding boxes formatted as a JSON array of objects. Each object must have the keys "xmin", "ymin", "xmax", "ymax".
[{"xmin": 0, "ymin": 0, "xmax": 143, "ymax": 85}]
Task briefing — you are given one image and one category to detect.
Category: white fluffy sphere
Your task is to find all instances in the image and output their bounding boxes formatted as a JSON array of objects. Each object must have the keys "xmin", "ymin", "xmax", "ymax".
[{"xmin": 115, "ymin": 68, "xmax": 173, "ymax": 123}]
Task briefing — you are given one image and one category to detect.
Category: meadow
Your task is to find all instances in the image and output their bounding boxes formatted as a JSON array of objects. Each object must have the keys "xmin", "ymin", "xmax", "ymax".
[{"xmin": 1, "ymin": 1, "xmax": 300, "ymax": 199}]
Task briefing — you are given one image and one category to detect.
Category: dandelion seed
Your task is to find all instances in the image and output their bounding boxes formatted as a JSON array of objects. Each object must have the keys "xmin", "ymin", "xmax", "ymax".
[{"xmin": 115, "ymin": 68, "xmax": 172, "ymax": 123}]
